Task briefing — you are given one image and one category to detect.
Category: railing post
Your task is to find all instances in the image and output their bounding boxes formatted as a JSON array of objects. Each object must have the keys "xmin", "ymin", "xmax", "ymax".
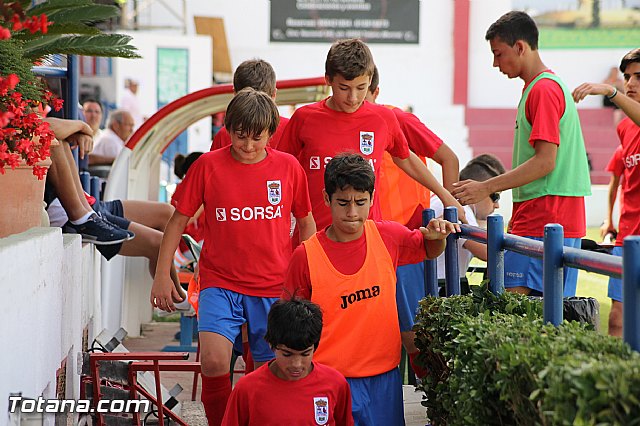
[
  {"xmin": 422, "ymin": 209, "xmax": 439, "ymax": 297},
  {"xmin": 443, "ymin": 206, "xmax": 460, "ymax": 296},
  {"xmin": 623, "ymin": 236, "xmax": 640, "ymax": 351},
  {"xmin": 90, "ymin": 176, "xmax": 101, "ymax": 200},
  {"xmin": 543, "ymin": 224, "xmax": 564, "ymax": 326},
  {"xmin": 80, "ymin": 171, "xmax": 91, "ymax": 193},
  {"xmin": 487, "ymin": 214, "xmax": 504, "ymax": 295}
]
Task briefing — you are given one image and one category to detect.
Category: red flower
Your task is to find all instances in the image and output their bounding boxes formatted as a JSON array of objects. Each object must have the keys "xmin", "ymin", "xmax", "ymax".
[{"xmin": 0, "ymin": 27, "xmax": 10, "ymax": 40}]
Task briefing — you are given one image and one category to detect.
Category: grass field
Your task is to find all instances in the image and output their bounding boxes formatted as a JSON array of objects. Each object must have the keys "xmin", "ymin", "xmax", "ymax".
[
  {"xmin": 468, "ymin": 227, "xmax": 612, "ymax": 334},
  {"xmin": 540, "ymin": 27, "xmax": 640, "ymax": 49}
]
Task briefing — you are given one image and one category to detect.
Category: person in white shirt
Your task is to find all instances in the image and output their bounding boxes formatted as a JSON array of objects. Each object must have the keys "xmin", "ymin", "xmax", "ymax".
[
  {"xmin": 89, "ymin": 110, "xmax": 134, "ymax": 165},
  {"xmin": 431, "ymin": 154, "xmax": 505, "ymax": 293},
  {"xmin": 120, "ymin": 78, "xmax": 143, "ymax": 129}
]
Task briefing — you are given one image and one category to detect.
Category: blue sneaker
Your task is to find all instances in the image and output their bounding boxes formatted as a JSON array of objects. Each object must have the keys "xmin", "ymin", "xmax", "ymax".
[{"xmin": 65, "ymin": 213, "xmax": 133, "ymax": 245}]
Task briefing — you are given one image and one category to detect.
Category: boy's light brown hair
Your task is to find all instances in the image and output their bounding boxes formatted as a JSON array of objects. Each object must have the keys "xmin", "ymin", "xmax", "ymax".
[
  {"xmin": 233, "ymin": 59, "xmax": 277, "ymax": 96},
  {"xmin": 224, "ymin": 87, "xmax": 280, "ymax": 137},
  {"xmin": 325, "ymin": 39, "xmax": 375, "ymax": 81}
]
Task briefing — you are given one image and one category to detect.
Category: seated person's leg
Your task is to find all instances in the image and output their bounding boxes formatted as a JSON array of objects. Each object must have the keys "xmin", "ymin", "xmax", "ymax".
[
  {"xmin": 118, "ymin": 220, "xmax": 186, "ymax": 303},
  {"xmin": 121, "ymin": 200, "xmax": 175, "ymax": 232}
]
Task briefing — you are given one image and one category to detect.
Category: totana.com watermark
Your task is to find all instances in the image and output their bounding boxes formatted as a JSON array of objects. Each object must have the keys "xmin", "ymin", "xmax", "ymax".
[{"xmin": 8, "ymin": 395, "xmax": 150, "ymax": 414}]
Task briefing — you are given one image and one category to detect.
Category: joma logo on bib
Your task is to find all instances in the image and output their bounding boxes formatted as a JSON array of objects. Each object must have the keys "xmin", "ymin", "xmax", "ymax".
[{"xmin": 340, "ymin": 285, "xmax": 380, "ymax": 309}]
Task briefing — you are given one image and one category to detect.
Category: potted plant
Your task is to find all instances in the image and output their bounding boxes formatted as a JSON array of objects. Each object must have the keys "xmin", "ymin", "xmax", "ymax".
[{"xmin": 0, "ymin": 0, "xmax": 139, "ymax": 237}]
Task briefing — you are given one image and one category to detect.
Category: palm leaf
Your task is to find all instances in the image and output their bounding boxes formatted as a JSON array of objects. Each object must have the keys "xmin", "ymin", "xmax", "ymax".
[
  {"xmin": 12, "ymin": 23, "xmax": 101, "ymax": 39},
  {"xmin": 23, "ymin": 34, "xmax": 141, "ymax": 60},
  {"xmin": 26, "ymin": 0, "xmax": 97, "ymax": 16},
  {"xmin": 44, "ymin": 5, "xmax": 120, "ymax": 25}
]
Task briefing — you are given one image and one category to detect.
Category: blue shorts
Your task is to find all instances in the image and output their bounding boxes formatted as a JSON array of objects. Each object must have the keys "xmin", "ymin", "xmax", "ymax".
[
  {"xmin": 608, "ymin": 246, "xmax": 623, "ymax": 302},
  {"xmin": 198, "ymin": 287, "xmax": 277, "ymax": 362},
  {"xmin": 395, "ymin": 262, "xmax": 425, "ymax": 332},
  {"xmin": 346, "ymin": 368, "xmax": 404, "ymax": 426},
  {"xmin": 504, "ymin": 237, "xmax": 581, "ymax": 296}
]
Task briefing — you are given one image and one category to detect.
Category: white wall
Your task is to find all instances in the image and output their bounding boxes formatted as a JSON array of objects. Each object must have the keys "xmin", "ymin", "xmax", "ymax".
[
  {"xmin": 81, "ymin": 32, "xmax": 213, "ymax": 153},
  {"xmin": 0, "ymin": 229, "xmax": 100, "ymax": 426}
]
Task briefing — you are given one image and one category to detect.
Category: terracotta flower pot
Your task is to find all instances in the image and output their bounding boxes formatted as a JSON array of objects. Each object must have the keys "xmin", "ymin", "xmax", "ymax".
[{"xmin": 0, "ymin": 157, "xmax": 51, "ymax": 238}]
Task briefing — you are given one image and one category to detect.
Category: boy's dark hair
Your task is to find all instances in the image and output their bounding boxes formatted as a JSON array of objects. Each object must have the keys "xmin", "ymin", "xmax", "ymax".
[
  {"xmin": 485, "ymin": 11, "xmax": 539, "ymax": 50},
  {"xmin": 460, "ymin": 153, "xmax": 506, "ymax": 182},
  {"xmin": 620, "ymin": 48, "xmax": 640, "ymax": 73},
  {"xmin": 369, "ymin": 65, "xmax": 379, "ymax": 94},
  {"xmin": 324, "ymin": 153, "xmax": 375, "ymax": 200},
  {"xmin": 174, "ymin": 151, "xmax": 203, "ymax": 179},
  {"xmin": 81, "ymin": 98, "xmax": 102, "ymax": 111},
  {"xmin": 224, "ymin": 87, "xmax": 280, "ymax": 137},
  {"xmin": 265, "ymin": 298, "xmax": 323, "ymax": 351},
  {"xmin": 325, "ymin": 39, "xmax": 375, "ymax": 81},
  {"xmin": 233, "ymin": 59, "xmax": 277, "ymax": 96}
]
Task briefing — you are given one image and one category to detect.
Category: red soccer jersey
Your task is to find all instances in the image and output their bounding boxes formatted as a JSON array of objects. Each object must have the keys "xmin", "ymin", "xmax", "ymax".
[
  {"xmin": 510, "ymin": 72, "xmax": 585, "ymax": 238},
  {"xmin": 210, "ymin": 117, "xmax": 290, "ymax": 151},
  {"xmin": 284, "ymin": 221, "xmax": 426, "ymax": 300},
  {"xmin": 616, "ymin": 117, "xmax": 640, "ymax": 246},
  {"xmin": 221, "ymin": 362, "xmax": 353, "ymax": 426},
  {"xmin": 171, "ymin": 147, "xmax": 312, "ymax": 297},
  {"xmin": 606, "ymin": 145, "xmax": 625, "ymax": 177},
  {"xmin": 278, "ymin": 99, "xmax": 410, "ymax": 229}
]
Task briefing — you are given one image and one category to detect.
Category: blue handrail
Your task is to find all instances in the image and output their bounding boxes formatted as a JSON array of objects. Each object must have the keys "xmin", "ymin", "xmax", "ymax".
[{"xmin": 429, "ymin": 208, "xmax": 638, "ymax": 350}]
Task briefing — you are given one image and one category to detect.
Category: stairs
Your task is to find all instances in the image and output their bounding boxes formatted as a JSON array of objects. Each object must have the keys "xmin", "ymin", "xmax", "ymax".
[{"xmin": 465, "ymin": 107, "xmax": 619, "ymax": 185}]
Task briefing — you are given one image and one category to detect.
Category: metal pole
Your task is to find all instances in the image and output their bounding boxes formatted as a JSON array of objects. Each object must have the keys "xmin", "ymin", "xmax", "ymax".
[
  {"xmin": 80, "ymin": 171, "xmax": 90, "ymax": 193},
  {"xmin": 422, "ymin": 209, "xmax": 438, "ymax": 297},
  {"xmin": 90, "ymin": 176, "xmax": 101, "ymax": 200},
  {"xmin": 487, "ymin": 214, "xmax": 504, "ymax": 295},
  {"xmin": 623, "ymin": 236, "xmax": 640, "ymax": 351},
  {"xmin": 443, "ymin": 206, "xmax": 460, "ymax": 296},
  {"xmin": 543, "ymin": 224, "xmax": 564, "ymax": 326}
]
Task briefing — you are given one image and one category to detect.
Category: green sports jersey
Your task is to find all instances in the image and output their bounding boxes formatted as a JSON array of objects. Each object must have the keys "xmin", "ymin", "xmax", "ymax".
[{"xmin": 512, "ymin": 72, "xmax": 591, "ymax": 202}]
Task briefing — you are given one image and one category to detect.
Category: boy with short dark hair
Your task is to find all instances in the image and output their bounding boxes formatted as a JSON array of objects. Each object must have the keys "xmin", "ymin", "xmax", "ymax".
[
  {"xmin": 152, "ymin": 87, "xmax": 316, "ymax": 425},
  {"xmin": 452, "ymin": 11, "xmax": 591, "ymax": 298},
  {"xmin": 211, "ymin": 58, "xmax": 289, "ymax": 151},
  {"xmin": 284, "ymin": 153, "xmax": 459, "ymax": 425},
  {"xmin": 278, "ymin": 38, "xmax": 464, "ymax": 233},
  {"xmin": 221, "ymin": 298, "xmax": 354, "ymax": 425},
  {"xmin": 573, "ymin": 48, "xmax": 640, "ymax": 336}
]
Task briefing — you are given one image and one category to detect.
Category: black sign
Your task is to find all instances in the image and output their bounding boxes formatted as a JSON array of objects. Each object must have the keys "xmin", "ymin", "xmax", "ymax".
[{"xmin": 270, "ymin": 0, "xmax": 420, "ymax": 44}]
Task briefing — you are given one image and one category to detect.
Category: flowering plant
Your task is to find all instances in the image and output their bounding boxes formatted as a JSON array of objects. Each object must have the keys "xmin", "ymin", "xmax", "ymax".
[{"xmin": 0, "ymin": 3, "xmax": 59, "ymax": 178}]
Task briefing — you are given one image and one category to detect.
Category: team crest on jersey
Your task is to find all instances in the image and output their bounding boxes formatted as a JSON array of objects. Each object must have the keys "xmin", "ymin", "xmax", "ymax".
[
  {"xmin": 313, "ymin": 397, "xmax": 329, "ymax": 425},
  {"xmin": 359, "ymin": 131, "xmax": 374, "ymax": 155},
  {"xmin": 267, "ymin": 180, "xmax": 282, "ymax": 205}
]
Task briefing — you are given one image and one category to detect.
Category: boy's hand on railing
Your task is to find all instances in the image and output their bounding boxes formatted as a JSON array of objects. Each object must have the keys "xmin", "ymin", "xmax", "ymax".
[
  {"xmin": 151, "ymin": 276, "xmax": 182, "ymax": 312},
  {"xmin": 442, "ymin": 192, "xmax": 468, "ymax": 224},
  {"xmin": 420, "ymin": 218, "xmax": 461, "ymax": 240}
]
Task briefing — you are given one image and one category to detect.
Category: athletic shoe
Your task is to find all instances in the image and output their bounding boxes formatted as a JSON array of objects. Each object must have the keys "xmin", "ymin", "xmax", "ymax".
[
  {"xmin": 99, "ymin": 214, "xmax": 136, "ymax": 241},
  {"xmin": 65, "ymin": 213, "xmax": 132, "ymax": 245}
]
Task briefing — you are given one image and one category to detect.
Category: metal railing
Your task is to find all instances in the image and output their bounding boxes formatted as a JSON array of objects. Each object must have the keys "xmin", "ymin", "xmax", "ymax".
[{"xmin": 424, "ymin": 207, "xmax": 640, "ymax": 351}]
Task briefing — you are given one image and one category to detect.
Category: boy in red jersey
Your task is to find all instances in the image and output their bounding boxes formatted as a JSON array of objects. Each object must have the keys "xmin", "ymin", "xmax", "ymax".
[
  {"xmin": 211, "ymin": 59, "xmax": 289, "ymax": 151},
  {"xmin": 222, "ymin": 298, "xmax": 354, "ymax": 426},
  {"xmin": 452, "ymin": 11, "xmax": 591, "ymax": 298},
  {"xmin": 152, "ymin": 88, "xmax": 316, "ymax": 425},
  {"xmin": 277, "ymin": 38, "xmax": 464, "ymax": 232},
  {"xmin": 284, "ymin": 154, "xmax": 459, "ymax": 425},
  {"xmin": 365, "ymin": 66, "xmax": 460, "ymax": 377},
  {"xmin": 572, "ymin": 48, "xmax": 640, "ymax": 336}
]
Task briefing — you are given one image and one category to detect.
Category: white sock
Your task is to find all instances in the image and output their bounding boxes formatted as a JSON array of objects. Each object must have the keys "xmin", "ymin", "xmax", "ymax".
[{"xmin": 70, "ymin": 211, "xmax": 94, "ymax": 225}]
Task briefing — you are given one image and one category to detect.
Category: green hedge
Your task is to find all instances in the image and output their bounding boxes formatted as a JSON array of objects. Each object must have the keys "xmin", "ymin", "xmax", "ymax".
[{"xmin": 413, "ymin": 284, "xmax": 640, "ymax": 425}]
